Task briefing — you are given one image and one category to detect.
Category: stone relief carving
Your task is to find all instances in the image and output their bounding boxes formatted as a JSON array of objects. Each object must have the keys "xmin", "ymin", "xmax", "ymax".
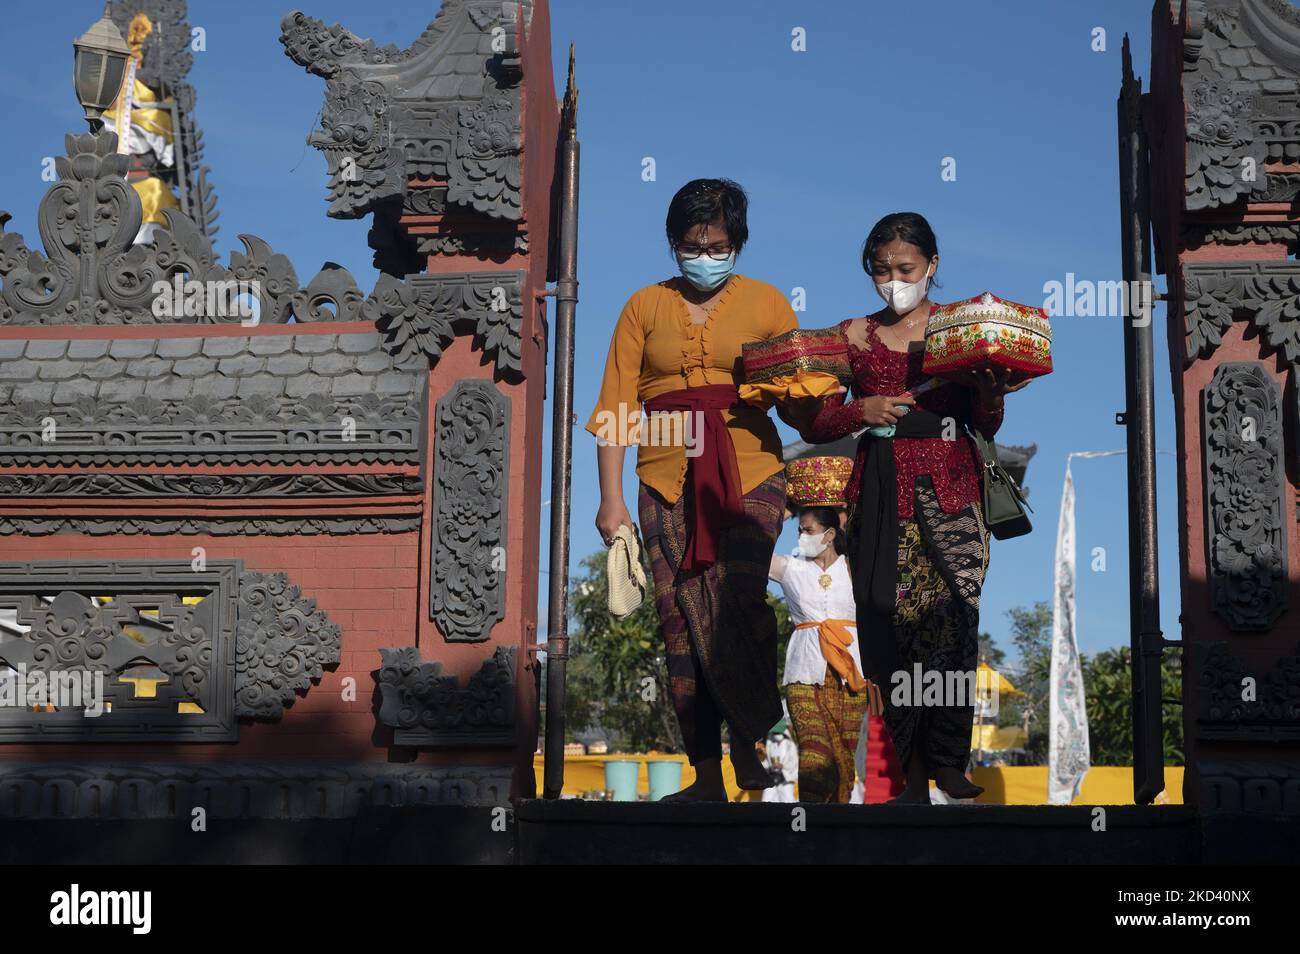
[
  {"xmin": 1200, "ymin": 759, "xmax": 1300, "ymax": 813},
  {"xmin": 0, "ymin": 561, "xmax": 341, "ymax": 740},
  {"xmin": 429, "ymin": 380, "xmax": 510, "ymax": 641},
  {"xmin": 0, "ymin": 516, "xmax": 420, "ymax": 536},
  {"xmin": 0, "ymin": 560, "xmax": 240, "ymax": 741},
  {"xmin": 1183, "ymin": 261, "xmax": 1300, "ymax": 362},
  {"xmin": 0, "ymin": 761, "xmax": 512, "ymax": 816},
  {"xmin": 365, "ymin": 270, "xmax": 525, "ymax": 378},
  {"xmin": 377, "ymin": 645, "xmax": 516, "ymax": 746},
  {"xmin": 0, "ymin": 133, "xmax": 367, "ymax": 326},
  {"xmin": 0, "ymin": 131, "xmax": 527, "ymax": 376},
  {"xmin": 1184, "ymin": 66, "xmax": 1270, "ymax": 210},
  {"xmin": 0, "ymin": 331, "xmax": 426, "ymax": 469},
  {"xmin": 1181, "ymin": 0, "xmax": 1300, "ymax": 208},
  {"xmin": 1182, "ymin": 222, "xmax": 1300, "ymax": 249},
  {"xmin": 234, "ymin": 570, "xmax": 343, "ymax": 720},
  {"xmin": 0, "ymin": 473, "xmax": 421, "ymax": 498},
  {"xmin": 1198, "ymin": 641, "xmax": 1300, "ymax": 740},
  {"xmin": 1202, "ymin": 362, "xmax": 1287, "ymax": 631}
]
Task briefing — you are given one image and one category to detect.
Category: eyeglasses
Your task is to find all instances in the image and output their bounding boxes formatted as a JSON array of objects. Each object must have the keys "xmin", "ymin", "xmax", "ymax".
[{"xmin": 675, "ymin": 244, "xmax": 734, "ymax": 261}]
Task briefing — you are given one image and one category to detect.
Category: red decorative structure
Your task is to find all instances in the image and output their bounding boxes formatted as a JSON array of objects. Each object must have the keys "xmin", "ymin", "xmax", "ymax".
[
  {"xmin": 1143, "ymin": 0, "xmax": 1300, "ymax": 834},
  {"xmin": 0, "ymin": 0, "xmax": 563, "ymax": 821}
]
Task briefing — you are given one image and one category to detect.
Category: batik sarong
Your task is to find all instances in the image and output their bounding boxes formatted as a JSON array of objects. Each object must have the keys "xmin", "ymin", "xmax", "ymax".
[
  {"xmin": 639, "ymin": 470, "xmax": 786, "ymax": 763},
  {"xmin": 786, "ymin": 670, "xmax": 868, "ymax": 803},
  {"xmin": 849, "ymin": 476, "xmax": 989, "ymax": 774}
]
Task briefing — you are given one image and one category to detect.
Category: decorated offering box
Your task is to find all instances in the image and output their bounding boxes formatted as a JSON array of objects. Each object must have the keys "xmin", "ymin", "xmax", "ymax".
[
  {"xmin": 786, "ymin": 456, "xmax": 854, "ymax": 508},
  {"xmin": 739, "ymin": 326, "xmax": 852, "ymax": 407},
  {"xmin": 923, "ymin": 291, "xmax": 1053, "ymax": 383}
]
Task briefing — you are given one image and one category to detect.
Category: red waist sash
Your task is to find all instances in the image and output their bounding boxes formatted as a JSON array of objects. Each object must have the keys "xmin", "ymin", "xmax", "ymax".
[{"xmin": 643, "ymin": 383, "xmax": 744, "ymax": 572}]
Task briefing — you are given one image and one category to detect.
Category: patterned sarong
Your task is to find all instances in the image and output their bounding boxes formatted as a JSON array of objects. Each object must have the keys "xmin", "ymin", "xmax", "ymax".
[
  {"xmin": 849, "ymin": 476, "xmax": 989, "ymax": 773},
  {"xmin": 786, "ymin": 670, "xmax": 868, "ymax": 803},
  {"xmin": 639, "ymin": 470, "xmax": 786, "ymax": 762}
]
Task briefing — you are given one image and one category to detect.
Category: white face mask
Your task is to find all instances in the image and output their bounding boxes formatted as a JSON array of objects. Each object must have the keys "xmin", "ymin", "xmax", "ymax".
[
  {"xmin": 796, "ymin": 531, "xmax": 829, "ymax": 559},
  {"xmin": 874, "ymin": 265, "xmax": 932, "ymax": 314}
]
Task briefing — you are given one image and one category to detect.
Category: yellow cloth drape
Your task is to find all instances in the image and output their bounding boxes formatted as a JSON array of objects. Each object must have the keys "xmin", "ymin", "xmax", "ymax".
[
  {"xmin": 110, "ymin": 78, "xmax": 175, "ymax": 140},
  {"xmin": 738, "ymin": 369, "xmax": 843, "ymax": 410},
  {"xmin": 131, "ymin": 176, "xmax": 180, "ymax": 226}
]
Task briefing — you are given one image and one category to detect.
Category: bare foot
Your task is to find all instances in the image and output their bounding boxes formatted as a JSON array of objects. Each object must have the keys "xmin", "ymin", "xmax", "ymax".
[
  {"xmin": 729, "ymin": 741, "xmax": 774, "ymax": 790},
  {"xmin": 660, "ymin": 779, "xmax": 728, "ymax": 802},
  {"xmin": 934, "ymin": 767, "xmax": 983, "ymax": 799}
]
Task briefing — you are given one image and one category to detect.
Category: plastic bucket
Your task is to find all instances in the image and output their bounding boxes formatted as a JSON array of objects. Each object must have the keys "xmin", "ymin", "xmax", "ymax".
[
  {"xmin": 603, "ymin": 759, "xmax": 642, "ymax": 801},
  {"xmin": 647, "ymin": 760, "xmax": 683, "ymax": 801}
]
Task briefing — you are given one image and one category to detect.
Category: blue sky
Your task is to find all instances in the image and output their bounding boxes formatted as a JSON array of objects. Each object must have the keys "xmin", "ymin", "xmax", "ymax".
[{"xmin": 0, "ymin": 0, "xmax": 1182, "ymax": 668}]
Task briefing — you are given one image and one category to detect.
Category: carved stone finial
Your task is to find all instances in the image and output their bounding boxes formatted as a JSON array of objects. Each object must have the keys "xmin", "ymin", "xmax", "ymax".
[
  {"xmin": 278, "ymin": 1, "xmax": 527, "ymax": 241},
  {"xmin": 0, "ymin": 132, "xmax": 370, "ymax": 326},
  {"xmin": 377, "ymin": 645, "xmax": 516, "ymax": 746}
]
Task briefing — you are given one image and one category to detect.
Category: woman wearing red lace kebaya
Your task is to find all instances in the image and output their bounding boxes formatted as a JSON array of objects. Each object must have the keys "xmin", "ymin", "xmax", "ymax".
[{"xmin": 798, "ymin": 212, "xmax": 1030, "ymax": 804}]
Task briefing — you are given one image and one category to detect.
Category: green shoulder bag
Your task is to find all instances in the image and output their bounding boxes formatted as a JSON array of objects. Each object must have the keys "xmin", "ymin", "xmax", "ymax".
[{"xmin": 967, "ymin": 428, "xmax": 1033, "ymax": 540}]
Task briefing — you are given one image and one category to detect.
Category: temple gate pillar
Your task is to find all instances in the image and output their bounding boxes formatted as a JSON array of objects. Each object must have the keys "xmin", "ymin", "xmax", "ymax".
[{"xmin": 1146, "ymin": 0, "xmax": 1300, "ymax": 846}]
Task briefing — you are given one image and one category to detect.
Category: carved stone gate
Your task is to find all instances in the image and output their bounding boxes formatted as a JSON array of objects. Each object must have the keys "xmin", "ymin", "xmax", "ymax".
[
  {"xmin": 1131, "ymin": 0, "xmax": 1300, "ymax": 836},
  {"xmin": 0, "ymin": 0, "xmax": 560, "ymax": 816}
]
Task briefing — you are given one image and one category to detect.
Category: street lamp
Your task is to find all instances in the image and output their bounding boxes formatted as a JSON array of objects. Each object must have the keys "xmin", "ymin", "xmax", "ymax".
[{"xmin": 73, "ymin": 2, "xmax": 130, "ymax": 129}]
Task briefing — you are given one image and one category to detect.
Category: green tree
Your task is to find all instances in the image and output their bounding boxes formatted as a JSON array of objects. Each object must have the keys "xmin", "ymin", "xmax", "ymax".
[
  {"xmin": 997, "ymin": 601, "xmax": 1053, "ymax": 762},
  {"xmin": 978, "ymin": 631, "xmax": 1006, "ymax": 668},
  {"xmin": 1083, "ymin": 646, "xmax": 1183, "ymax": 765},
  {"xmin": 564, "ymin": 550, "xmax": 794, "ymax": 753},
  {"xmin": 984, "ymin": 601, "xmax": 1184, "ymax": 767},
  {"xmin": 565, "ymin": 551, "xmax": 679, "ymax": 752},
  {"xmin": 771, "ymin": 592, "xmax": 793, "ymax": 686}
]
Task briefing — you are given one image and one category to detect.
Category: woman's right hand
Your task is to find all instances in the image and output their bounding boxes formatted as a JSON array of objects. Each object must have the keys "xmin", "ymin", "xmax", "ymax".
[
  {"xmin": 596, "ymin": 497, "xmax": 634, "ymax": 544},
  {"xmin": 857, "ymin": 393, "xmax": 916, "ymax": 426}
]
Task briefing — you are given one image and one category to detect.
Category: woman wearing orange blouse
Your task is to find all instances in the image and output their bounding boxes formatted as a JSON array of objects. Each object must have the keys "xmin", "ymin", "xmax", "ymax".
[{"xmin": 587, "ymin": 179, "xmax": 798, "ymax": 801}]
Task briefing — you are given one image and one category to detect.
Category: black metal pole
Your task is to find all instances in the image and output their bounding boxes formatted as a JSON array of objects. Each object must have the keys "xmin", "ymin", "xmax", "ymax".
[
  {"xmin": 152, "ymin": 20, "xmax": 191, "ymax": 221},
  {"xmin": 543, "ymin": 49, "xmax": 579, "ymax": 800},
  {"xmin": 1117, "ymin": 36, "xmax": 1165, "ymax": 805}
]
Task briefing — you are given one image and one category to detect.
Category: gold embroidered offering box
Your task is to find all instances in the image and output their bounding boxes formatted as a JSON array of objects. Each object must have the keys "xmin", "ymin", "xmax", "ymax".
[
  {"xmin": 739, "ymin": 326, "xmax": 852, "ymax": 407},
  {"xmin": 923, "ymin": 291, "xmax": 1053, "ymax": 383}
]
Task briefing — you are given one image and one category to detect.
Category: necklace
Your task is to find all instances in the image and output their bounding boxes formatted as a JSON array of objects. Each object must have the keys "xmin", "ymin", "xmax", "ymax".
[
  {"xmin": 880, "ymin": 316, "xmax": 920, "ymax": 350},
  {"xmin": 818, "ymin": 572, "xmax": 833, "ymax": 589}
]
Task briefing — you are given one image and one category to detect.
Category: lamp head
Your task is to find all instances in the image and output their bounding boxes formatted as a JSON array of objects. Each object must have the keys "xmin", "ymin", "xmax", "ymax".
[{"xmin": 73, "ymin": 2, "xmax": 130, "ymax": 128}]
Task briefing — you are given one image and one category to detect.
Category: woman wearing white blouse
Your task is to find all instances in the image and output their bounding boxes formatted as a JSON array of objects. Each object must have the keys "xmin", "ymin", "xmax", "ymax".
[{"xmin": 769, "ymin": 504, "xmax": 883, "ymax": 803}]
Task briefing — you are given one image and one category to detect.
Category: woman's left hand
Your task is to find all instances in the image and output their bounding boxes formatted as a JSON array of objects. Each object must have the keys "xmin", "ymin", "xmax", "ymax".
[{"xmin": 959, "ymin": 367, "xmax": 1031, "ymax": 403}]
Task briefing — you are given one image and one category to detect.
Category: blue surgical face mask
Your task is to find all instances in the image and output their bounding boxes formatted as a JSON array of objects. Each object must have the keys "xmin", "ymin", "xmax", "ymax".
[{"xmin": 678, "ymin": 251, "xmax": 737, "ymax": 292}]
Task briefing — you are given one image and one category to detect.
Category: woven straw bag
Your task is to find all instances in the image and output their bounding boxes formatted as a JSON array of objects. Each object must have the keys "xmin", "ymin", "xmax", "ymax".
[{"xmin": 606, "ymin": 524, "xmax": 647, "ymax": 619}]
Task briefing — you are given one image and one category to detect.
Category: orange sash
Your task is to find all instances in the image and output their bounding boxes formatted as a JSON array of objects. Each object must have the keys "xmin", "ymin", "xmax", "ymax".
[{"xmin": 793, "ymin": 618, "xmax": 883, "ymax": 714}]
